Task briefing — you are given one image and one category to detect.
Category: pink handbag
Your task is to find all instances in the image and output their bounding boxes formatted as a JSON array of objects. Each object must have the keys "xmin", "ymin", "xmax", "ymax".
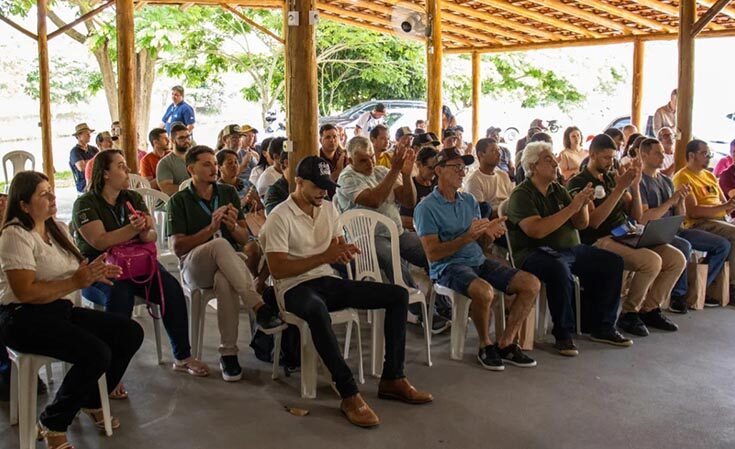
[{"xmin": 105, "ymin": 241, "xmax": 165, "ymax": 319}]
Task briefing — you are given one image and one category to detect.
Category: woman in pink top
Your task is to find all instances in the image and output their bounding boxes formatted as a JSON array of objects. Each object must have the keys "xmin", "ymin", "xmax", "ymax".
[{"xmin": 713, "ymin": 139, "xmax": 735, "ymax": 177}]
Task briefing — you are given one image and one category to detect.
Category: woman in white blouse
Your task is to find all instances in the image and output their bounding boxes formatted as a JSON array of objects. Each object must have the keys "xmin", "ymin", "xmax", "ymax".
[{"xmin": 0, "ymin": 171, "xmax": 143, "ymax": 449}]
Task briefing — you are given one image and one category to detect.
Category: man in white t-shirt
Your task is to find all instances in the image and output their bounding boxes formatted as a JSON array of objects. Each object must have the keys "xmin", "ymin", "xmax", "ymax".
[
  {"xmin": 354, "ymin": 103, "xmax": 386, "ymax": 136},
  {"xmin": 658, "ymin": 127, "xmax": 676, "ymax": 177},
  {"xmin": 263, "ymin": 156, "xmax": 432, "ymax": 428},
  {"xmin": 464, "ymin": 138, "xmax": 515, "ymax": 218}
]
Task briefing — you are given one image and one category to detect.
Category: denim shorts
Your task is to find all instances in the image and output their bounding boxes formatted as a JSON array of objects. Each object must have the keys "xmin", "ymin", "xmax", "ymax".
[{"xmin": 437, "ymin": 259, "xmax": 519, "ymax": 297}]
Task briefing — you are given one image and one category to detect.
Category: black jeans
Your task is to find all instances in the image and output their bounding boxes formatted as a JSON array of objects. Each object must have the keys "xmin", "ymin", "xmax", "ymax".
[
  {"xmin": 83, "ymin": 263, "xmax": 192, "ymax": 361},
  {"xmin": 521, "ymin": 244, "xmax": 624, "ymax": 341},
  {"xmin": 284, "ymin": 276, "xmax": 408, "ymax": 398},
  {"xmin": 0, "ymin": 300, "xmax": 143, "ymax": 432}
]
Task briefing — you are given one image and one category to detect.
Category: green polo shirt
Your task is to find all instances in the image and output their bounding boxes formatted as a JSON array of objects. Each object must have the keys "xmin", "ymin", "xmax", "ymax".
[
  {"xmin": 72, "ymin": 190, "xmax": 149, "ymax": 259},
  {"xmin": 167, "ymin": 183, "xmax": 244, "ymax": 252},
  {"xmin": 506, "ymin": 179, "xmax": 579, "ymax": 267},
  {"xmin": 567, "ymin": 168, "xmax": 628, "ymax": 244}
]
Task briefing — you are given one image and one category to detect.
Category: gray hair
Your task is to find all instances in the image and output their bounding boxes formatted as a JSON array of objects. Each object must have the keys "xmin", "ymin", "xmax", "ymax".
[
  {"xmin": 521, "ymin": 141, "xmax": 553, "ymax": 177},
  {"xmin": 346, "ymin": 135, "xmax": 372, "ymax": 158}
]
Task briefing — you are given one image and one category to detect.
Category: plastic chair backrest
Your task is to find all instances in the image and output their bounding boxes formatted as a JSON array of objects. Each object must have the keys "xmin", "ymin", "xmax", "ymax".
[
  {"xmin": 179, "ymin": 178, "xmax": 193, "ymax": 191},
  {"xmin": 339, "ymin": 209, "xmax": 408, "ymax": 289},
  {"xmin": 135, "ymin": 188, "xmax": 170, "ymax": 249},
  {"xmin": 3, "ymin": 151, "xmax": 35, "ymax": 184},
  {"xmin": 497, "ymin": 199, "xmax": 517, "ymax": 268},
  {"xmin": 134, "ymin": 187, "xmax": 170, "ymax": 213},
  {"xmin": 129, "ymin": 174, "xmax": 151, "ymax": 189}
]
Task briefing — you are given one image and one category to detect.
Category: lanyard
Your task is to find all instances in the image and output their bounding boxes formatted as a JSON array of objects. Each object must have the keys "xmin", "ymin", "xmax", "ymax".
[{"xmin": 190, "ymin": 184, "xmax": 219, "ymax": 216}]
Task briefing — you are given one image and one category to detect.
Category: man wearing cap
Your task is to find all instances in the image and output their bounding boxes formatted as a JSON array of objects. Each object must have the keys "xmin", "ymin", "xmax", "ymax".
[
  {"xmin": 236, "ymin": 125, "xmax": 259, "ymax": 188},
  {"xmin": 160, "ymin": 85, "xmax": 195, "ymax": 134},
  {"xmin": 69, "ymin": 123, "xmax": 100, "ymax": 192},
  {"xmin": 220, "ymin": 124, "xmax": 242, "ymax": 151},
  {"xmin": 355, "ymin": 103, "xmax": 387, "ymax": 137},
  {"xmin": 515, "ymin": 120, "xmax": 546, "ymax": 156},
  {"xmin": 168, "ymin": 145, "xmax": 282, "ymax": 382},
  {"xmin": 319, "ymin": 124, "xmax": 349, "ymax": 197},
  {"xmin": 442, "ymin": 128, "xmax": 458, "ymax": 149},
  {"xmin": 157, "ymin": 122, "xmax": 192, "ymax": 196},
  {"xmin": 414, "ymin": 147, "xmax": 540, "ymax": 370},
  {"xmin": 412, "ymin": 132, "xmax": 441, "ymax": 151},
  {"xmin": 140, "ymin": 128, "xmax": 170, "ymax": 190},
  {"xmin": 263, "ymin": 155, "xmax": 433, "ymax": 428}
]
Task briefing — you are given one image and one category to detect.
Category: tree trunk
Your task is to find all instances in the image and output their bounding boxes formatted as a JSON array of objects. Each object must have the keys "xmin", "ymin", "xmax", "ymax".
[
  {"xmin": 136, "ymin": 48, "xmax": 157, "ymax": 151},
  {"xmin": 93, "ymin": 42, "xmax": 119, "ymax": 123}
]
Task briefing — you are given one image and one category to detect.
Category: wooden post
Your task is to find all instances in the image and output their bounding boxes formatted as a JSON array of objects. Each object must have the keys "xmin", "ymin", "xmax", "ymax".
[
  {"xmin": 284, "ymin": 0, "xmax": 318, "ymax": 189},
  {"xmin": 631, "ymin": 39, "xmax": 644, "ymax": 131},
  {"xmin": 426, "ymin": 0, "xmax": 443, "ymax": 135},
  {"xmin": 37, "ymin": 0, "xmax": 54, "ymax": 187},
  {"xmin": 471, "ymin": 52, "xmax": 481, "ymax": 145},
  {"xmin": 675, "ymin": 0, "xmax": 696, "ymax": 170},
  {"xmin": 116, "ymin": 0, "xmax": 138, "ymax": 172}
]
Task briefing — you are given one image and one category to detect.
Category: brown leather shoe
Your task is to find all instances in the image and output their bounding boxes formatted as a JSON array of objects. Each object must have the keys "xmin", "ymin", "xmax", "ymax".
[
  {"xmin": 340, "ymin": 393, "xmax": 380, "ymax": 428},
  {"xmin": 378, "ymin": 378, "xmax": 433, "ymax": 404}
]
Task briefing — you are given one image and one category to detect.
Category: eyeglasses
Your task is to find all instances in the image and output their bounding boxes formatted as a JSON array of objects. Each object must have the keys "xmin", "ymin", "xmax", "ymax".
[
  {"xmin": 697, "ymin": 151, "xmax": 713, "ymax": 158},
  {"xmin": 175, "ymin": 134, "xmax": 192, "ymax": 141},
  {"xmin": 443, "ymin": 163, "xmax": 468, "ymax": 174}
]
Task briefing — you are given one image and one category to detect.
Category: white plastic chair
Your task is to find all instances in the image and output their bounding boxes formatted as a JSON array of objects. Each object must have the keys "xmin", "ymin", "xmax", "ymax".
[
  {"xmin": 497, "ymin": 199, "xmax": 581, "ymax": 338},
  {"xmin": 179, "ymin": 178, "xmax": 193, "ymax": 191},
  {"xmin": 135, "ymin": 188, "xmax": 170, "ymax": 250},
  {"xmin": 2, "ymin": 151, "xmax": 35, "ymax": 185},
  {"xmin": 339, "ymin": 209, "xmax": 432, "ymax": 376},
  {"xmin": 128, "ymin": 173, "xmax": 151, "ymax": 189},
  {"xmin": 271, "ymin": 283, "xmax": 364, "ymax": 399},
  {"xmin": 8, "ymin": 350, "xmax": 112, "ymax": 449}
]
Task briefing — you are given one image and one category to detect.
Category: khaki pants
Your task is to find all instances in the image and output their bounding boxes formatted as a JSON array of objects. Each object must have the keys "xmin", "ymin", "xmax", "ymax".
[
  {"xmin": 595, "ymin": 237, "xmax": 686, "ymax": 313},
  {"xmin": 181, "ymin": 238, "xmax": 260, "ymax": 356},
  {"xmin": 692, "ymin": 219, "xmax": 735, "ymax": 286}
]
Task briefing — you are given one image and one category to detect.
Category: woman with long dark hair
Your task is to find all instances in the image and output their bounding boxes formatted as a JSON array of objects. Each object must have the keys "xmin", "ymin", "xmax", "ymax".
[
  {"xmin": 558, "ymin": 126, "xmax": 587, "ymax": 181},
  {"xmin": 0, "ymin": 171, "xmax": 142, "ymax": 449},
  {"xmin": 72, "ymin": 150, "xmax": 208, "ymax": 393}
]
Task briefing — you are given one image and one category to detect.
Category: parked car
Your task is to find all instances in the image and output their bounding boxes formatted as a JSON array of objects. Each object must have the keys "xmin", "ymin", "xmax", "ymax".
[
  {"xmin": 341, "ymin": 108, "xmax": 427, "ymax": 139},
  {"xmin": 319, "ymin": 100, "xmax": 426, "ymax": 126}
]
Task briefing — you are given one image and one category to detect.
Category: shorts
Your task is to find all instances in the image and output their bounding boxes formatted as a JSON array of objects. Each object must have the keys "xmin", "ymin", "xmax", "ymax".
[{"xmin": 436, "ymin": 259, "xmax": 519, "ymax": 297}]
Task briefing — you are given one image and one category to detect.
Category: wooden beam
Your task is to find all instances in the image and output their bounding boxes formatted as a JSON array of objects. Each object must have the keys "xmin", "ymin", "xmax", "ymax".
[
  {"xmin": 443, "ymin": 10, "xmax": 533, "ymax": 44},
  {"xmin": 48, "ymin": 0, "xmax": 115, "ymax": 40},
  {"xmin": 698, "ymin": 0, "xmax": 735, "ymax": 19},
  {"xmin": 0, "ymin": 14, "xmax": 38, "ymax": 40},
  {"xmin": 317, "ymin": 5, "xmax": 424, "ymax": 42},
  {"xmin": 135, "ymin": 1, "xmax": 147, "ymax": 11},
  {"xmin": 285, "ymin": 0, "xmax": 318, "ymax": 186},
  {"xmin": 117, "ymin": 0, "xmax": 139, "ymax": 172},
  {"xmin": 676, "ymin": 0, "xmax": 696, "ymax": 170},
  {"xmin": 443, "ymin": 2, "xmax": 559, "ymax": 41},
  {"xmin": 443, "ymin": 28, "xmax": 735, "ymax": 53},
  {"xmin": 140, "ymin": 0, "xmax": 282, "ymax": 7},
  {"xmin": 524, "ymin": 0, "xmax": 636, "ymax": 35},
  {"xmin": 319, "ymin": 12, "xmax": 422, "ymax": 42},
  {"xmin": 427, "ymin": 0, "xmax": 443, "ymax": 136},
  {"xmin": 37, "ymin": 0, "xmax": 54, "ymax": 187},
  {"xmin": 472, "ymin": 0, "xmax": 603, "ymax": 38},
  {"xmin": 631, "ymin": 39, "xmax": 645, "ymax": 130},
  {"xmin": 471, "ymin": 52, "xmax": 481, "ymax": 146},
  {"xmin": 637, "ymin": 0, "xmax": 725, "ymax": 30},
  {"xmin": 221, "ymin": 4, "xmax": 284, "ymax": 43},
  {"xmin": 692, "ymin": 0, "xmax": 733, "ymax": 36},
  {"xmin": 574, "ymin": 0, "xmax": 676, "ymax": 32}
]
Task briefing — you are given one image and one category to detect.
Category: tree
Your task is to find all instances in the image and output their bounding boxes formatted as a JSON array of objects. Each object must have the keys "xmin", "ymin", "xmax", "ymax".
[{"xmin": 24, "ymin": 56, "xmax": 102, "ymax": 104}]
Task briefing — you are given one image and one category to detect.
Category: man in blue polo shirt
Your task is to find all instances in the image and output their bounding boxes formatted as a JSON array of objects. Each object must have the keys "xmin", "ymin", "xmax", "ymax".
[
  {"xmin": 160, "ymin": 85, "xmax": 196, "ymax": 133},
  {"xmin": 414, "ymin": 147, "xmax": 540, "ymax": 371}
]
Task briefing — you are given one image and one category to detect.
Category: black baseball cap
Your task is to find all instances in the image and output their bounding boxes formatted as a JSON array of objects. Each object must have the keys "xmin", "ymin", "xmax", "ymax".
[
  {"xmin": 295, "ymin": 156, "xmax": 340, "ymax": 191},
  {"xmin": 414, "ymin": 132, "xmax": 440, "ymax": 147},
  {"xmin": 435, "ymin": 147, "xmax": 474, "ymax": 167},
  {"xmin": 442, "ymin": 128, "xmax": 457, "ymax": 140}
]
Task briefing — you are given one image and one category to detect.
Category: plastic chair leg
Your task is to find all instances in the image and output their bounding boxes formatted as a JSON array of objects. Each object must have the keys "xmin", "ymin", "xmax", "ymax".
[
  {"xmin": 97, "ymin": 376, "xmax": 113, "ymax": 437},
  {"xmin": 9, "ymin": 361, "xmax": 18, "ymax": 425},
  {"xmin": 299, "ymin": 324, "xmax": 317, "ymax": 399},
  {"xmin": 370, "ymin": 309, "xmax": 385, "ymax": 378},
  {"xmin": 354, "ymin": 319, "xmax": 364, "ymax": 385},
  {"xmin": 17, "ymin": 357, "xmax": 37, "ymax": 449},
  {"xmin": 450, "ymin": 295, "xmax": 471, "ymax": 361},
  {"xmin": 419, "ymin": 301, "xmax": 432, "ymax": 367},
  {"xmin": 574, "ymin": 277, "xmax": 582, "ymax": 335},
  {"xmin": 343, "ymin": 320, "xmax": 353, "ymax": 360},
  {"xmin": 44, "ymin": 363, "xmax": 53, "ymax": 385},
  {"xmin": 272, "ymin": 330, "xmax": 282, "ymax": 380},
  {"xmin": 189, "ymin": 291, "xmax": 204, "ymax": 360},
  {"xmin": 151, "ymin": 304, "xmax": 163, "ymax": 365}
]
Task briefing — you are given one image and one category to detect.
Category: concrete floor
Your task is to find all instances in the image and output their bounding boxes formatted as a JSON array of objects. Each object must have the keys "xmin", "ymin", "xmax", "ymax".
[{"xmin": 2, "ymin": 306, "xmax": 735, "ymax": 449}]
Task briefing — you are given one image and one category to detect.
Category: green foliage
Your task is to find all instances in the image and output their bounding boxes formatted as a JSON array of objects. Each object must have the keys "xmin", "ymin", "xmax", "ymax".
[{"xmin": 24, "ymin": 56, "xmax": 102, "ymax": 104}]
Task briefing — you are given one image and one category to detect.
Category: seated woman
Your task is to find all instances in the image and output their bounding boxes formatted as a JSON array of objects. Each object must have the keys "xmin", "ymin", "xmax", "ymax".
[
  {"xmin": 0, "ymin": 171, "xmax": 143, "ymax": 449},
  {"xmin": 217, "ymin": 149, "xmax": 261, "ymax": 210},
  {"xmin": 72, "ymin": 150, "xmax": 208, "ymax": 390},
  {"xmin": 248, "ymin": 138, "xmax": 273, "ymax": 187}
]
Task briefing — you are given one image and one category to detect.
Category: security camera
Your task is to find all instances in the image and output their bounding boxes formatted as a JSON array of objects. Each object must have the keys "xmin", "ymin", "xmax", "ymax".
[{"xmin": 400, "ymin": 12, "xmax": 423, "ymax": 34}]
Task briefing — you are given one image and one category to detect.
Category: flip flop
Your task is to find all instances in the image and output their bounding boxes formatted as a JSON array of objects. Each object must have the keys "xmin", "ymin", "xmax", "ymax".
[{"xmin": 173, "ymin": 358, "xmax": 209, "ymax": 377}]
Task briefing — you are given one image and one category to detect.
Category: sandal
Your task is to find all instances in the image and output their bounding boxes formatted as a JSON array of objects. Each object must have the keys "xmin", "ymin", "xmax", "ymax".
[
  {"xmin": 108, "ymin": 383, "xmax": 128, "ymax": 400},
  {"xmin": 37, "ymin": 422, "xmax": 75, "ymax": 449},
  {"xmin": 82, "ymin": 408, "xmax": 121, "ymax": 431},
  {"xmin": 173, "ymin": 357, "xmax": 209, "ymax": 377}
]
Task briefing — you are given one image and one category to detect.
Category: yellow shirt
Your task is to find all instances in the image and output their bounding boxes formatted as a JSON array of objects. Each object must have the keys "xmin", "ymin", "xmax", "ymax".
[
  {"xmin": 672, "ymin": 167, "xmax": 725, "ymax": 227},
  {"xmin": 376, "ymin": 150, "xmax": 392, "ymax": 169}
]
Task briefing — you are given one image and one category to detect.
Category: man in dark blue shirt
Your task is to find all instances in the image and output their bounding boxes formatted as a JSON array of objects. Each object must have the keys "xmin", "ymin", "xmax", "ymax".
[
  {"xmin": 69, "ymin": 122, "xmax": 99, "ymax": 192},
  {"xmin": 160, "ymin": 85, "xmax": 196, "ymax": 134}
]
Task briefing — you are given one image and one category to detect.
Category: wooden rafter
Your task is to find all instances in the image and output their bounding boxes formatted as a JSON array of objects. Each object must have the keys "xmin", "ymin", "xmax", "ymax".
[
  {"xmin": 693, "ymin": 0, "xmax": 734, "ymax": 35},
  {"xmin": 221, "ymin": 3, "xmax": 284, "ymax": 43},
  {"xmin": 699, "ymin": 0, "xmax": 735, "ymax": 19},
  {"xmin": 574, "ymin": 0, "xmax": 676, "ymax": 32},
  {"xmin": 48, "ymin": 0, "xmax": 115, "ymax": 40},
  {"xmin": 138, "ymin": 0, "xmax": 282, "ymax": 6},
  {"xmin": 0, "ymin": 13, "xmax": 38, "ymax": 40},
  {"xmin": 443, "ymin": 2, "xmax": 560, "ymax": 41},
  {"xmin": 319, "ymin": 11, "xmax": 422, "ymax": 42},
  {"xmin": 637, "ymin": 0, "xmax": 725, "ymax": 29},
  {"xmin": 524, "ymin": 0, "xmax": 636, "ymax": 34}
]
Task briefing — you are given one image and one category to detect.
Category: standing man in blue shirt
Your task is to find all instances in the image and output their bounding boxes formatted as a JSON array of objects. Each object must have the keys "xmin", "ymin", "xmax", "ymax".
[{"xmin": 160, "ymin": 85, "xmax": 196, "ymax": 134}]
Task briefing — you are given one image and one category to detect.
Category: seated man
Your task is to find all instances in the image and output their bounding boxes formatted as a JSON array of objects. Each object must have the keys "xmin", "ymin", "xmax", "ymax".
[
  {"xmin": 157, "ymin": 122, "xmax": 192, "ymax": 196},
  {"xmin": 639, "ymin": 138, "xmax": 730, "ymax": 312},
  {"xmin": 140, "ymin": 127, "xmax": 170, "ymax": 190},
  {"xmin": 167, "ymin": 146, "xmax": 282, "ymax": 382},
  {"xmin": 568, "ymin": 134, "xmax": 686, "ymax": 337},
  {"xmin": 464, "ymin": 138, "xmax": 514, "ymax": 219},
  {"xmin": 263, "ymin": 156, "xmax": 432, "ymax": 427},
  {"xmin": 507, "ymin": 142, "xmax": 631, "ymax": 356},
  {"xmin": 673, "ymin": 139, "xmax": 735, "ymax": 302},
  {"xmin": 336, "ymin": 136, "xmax": 449, "ymax": 332},
  {"xmin": 414, "ymin": 147, "xmax": 541, "ymax": 370},
  {"xmin": 400, "ymin": 147, "xmax": 438, "ymax": 231}
]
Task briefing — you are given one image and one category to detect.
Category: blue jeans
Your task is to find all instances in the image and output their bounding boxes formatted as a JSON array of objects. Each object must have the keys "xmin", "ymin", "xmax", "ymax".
[
  {"xmin": 670, "ymin": 229, "xmax": 731, "ymax": 297},
  {"xmin": 82, "ymin": 263, "xmax": 192, "ymax": 361},
  {"xmin": 521, "ymin": 245, "xmax": 624, "ymax": 341}
]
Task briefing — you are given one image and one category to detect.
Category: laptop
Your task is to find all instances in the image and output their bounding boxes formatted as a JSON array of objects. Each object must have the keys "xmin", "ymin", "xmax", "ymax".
[{"xmin": 612, "ymin": 215, "xmax": 684, "ymax": 248}]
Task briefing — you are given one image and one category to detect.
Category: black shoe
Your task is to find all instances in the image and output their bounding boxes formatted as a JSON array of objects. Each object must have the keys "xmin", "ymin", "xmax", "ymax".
[
  {"xmin": 553, "ymin": 339, "xmax": 579, "ymax": 357},
  {"xmin": 436, "ymin": 307, "xmax": 453, "ymax": 323},
  {"xmin": 640, "ymin": 308, "xmax": 679, "ymax": 331},
  {"xmin": 219, "ymin": 355, "xmax": 243, "ymax": 382},
  {"xmin": 477, "ymin": 345, "xmax": 504, "ymax": 371},
  {"xmin": 256, "ymin": 304, "xmax": 283, "ymax": 330},
  {"xmin": 669, "ymin": 295, "xmax": 688, "ymax": 314},
  {"xmin": 704, "ymin": 296, "xmax": 720, "ymax": 308},
  {"xmin": 590, "ymin": 327, "xmax": 633, "ymax": 347},
  {"xmin": 616, "ymin": 312, "xmax": 650, "ymax": 337},
  {"xmin": 418, "ymin": 313, "xmax": 451, "ymax": 335},
  {"xmin": 498, "ymin": 344, "xmax": 537, "ymax": 367}
]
